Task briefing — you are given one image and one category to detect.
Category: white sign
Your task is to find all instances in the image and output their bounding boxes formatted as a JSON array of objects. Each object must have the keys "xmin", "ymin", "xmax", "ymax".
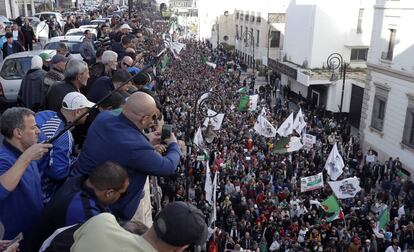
[
  {"xmin": 328, "ymin": 177, "xmax": 362, "ymax": 199},
  {"xmin": 301, "ymin": 172, "xmax": 324, "ymax": 192},
  {"xmin": 303, "ymin": 134, "xmax": 316, "ymax": 149}
]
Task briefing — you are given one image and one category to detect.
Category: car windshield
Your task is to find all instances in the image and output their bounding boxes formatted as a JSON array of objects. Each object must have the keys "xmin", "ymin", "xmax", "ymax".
[
  {"xmin": 0, "ymin": 57, "xmax": 32, "ymax": 80},
  {"xmin": 45, "ymin": 41, "xmax": 81, "ymax": 54}
]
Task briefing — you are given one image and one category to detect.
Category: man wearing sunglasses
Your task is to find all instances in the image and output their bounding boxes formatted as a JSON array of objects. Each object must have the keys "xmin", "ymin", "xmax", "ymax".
[{"xmin": 71, "ymin": 91, "xmax": 181, "ymax": 220}]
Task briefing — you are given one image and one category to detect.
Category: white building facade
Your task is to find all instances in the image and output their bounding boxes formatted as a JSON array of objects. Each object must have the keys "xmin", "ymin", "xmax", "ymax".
[
  {"xmin": 360, "ymin": 0, "xmax": 414, "ymax": 175},
  {"xmin": 272, "ymin": 0, "xmax": 374, "ymax": 126}
]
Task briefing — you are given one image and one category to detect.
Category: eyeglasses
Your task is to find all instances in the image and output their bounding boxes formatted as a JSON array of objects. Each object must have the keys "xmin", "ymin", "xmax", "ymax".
[{"xmin": 123, "ymin": 62, "xmax": 132, "ymax": 67}]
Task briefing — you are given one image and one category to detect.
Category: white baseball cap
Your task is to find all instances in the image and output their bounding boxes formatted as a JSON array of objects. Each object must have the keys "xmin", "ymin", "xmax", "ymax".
[
  {"xmin": 62, "ymin": 92, "xmax": 95, "ymax": 110},
  {"xmin": 120, "ymin": 24, "xmax": 132, "ymax": 30}
]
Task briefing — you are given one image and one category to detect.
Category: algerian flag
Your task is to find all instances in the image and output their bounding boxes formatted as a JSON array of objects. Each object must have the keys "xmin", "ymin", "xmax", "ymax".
[
  {"xmin": 193, "ymin": 127, "xmax": 204, "ymax": 148},
  {"xmin": 203, "ymin": 109, "xmax": 225, "ymax": 130},
  {"xmin": 327, "ymin": 209, "xmax": 344, "ymax": 222},
  {"xmin": 239, "ymin": 95, "xmax": 249, "ymax": 112},
  {"xmin": 310, "ymin": 199, "xmax": 321, "ymax": 207},
  {"xmin": 206, "ymin": 62, "xmax": 217, "ymax": 69},
  {"xmin": 276, "ymin": 112, "xmax": 294, "ymax": 137},
  {"xmin": 254, "ymin": 115, "xmax": 277, "ymax": 138},
  {"xmin": 237, "ymin": 87, "xmax": 248, "ymax": 94},
  {"xmin": 248, "ymin": 95, "xmax": 259, "ymax": 111},
  {"xmin": 300, "ymin": 172, "xmax": 324, "ymax": 192},
  {"xmin": 169, "ymin": 21, "xmax": 177, "ymax": 35},
  {"xmin": 378, "ymin": 208, "xmax": 389, "ymax": 231},
  {"xmin": 204, "ymin": 161, "xmax": 213, "ymax": 205},
  {"xmin": 328, "ymin": 177, "xmax": 362, "ymax": 199},
  {"xmin": 272, "ymin": 136, "xmax": 303, "ymax": 154},
  {"xmin": 321, "ymin": 195, "xmax": 340, "ymax": 213},
  {"xmin": 293, "ymin": 108, "xmax": 306, "ymax": 134},
  {"xmin": 324, "ymin": 143, "xmax": 344, "ymax": 181},
  {"xmin": 161, "ymin": 54, "xmax": 170, "ymax": 69}
]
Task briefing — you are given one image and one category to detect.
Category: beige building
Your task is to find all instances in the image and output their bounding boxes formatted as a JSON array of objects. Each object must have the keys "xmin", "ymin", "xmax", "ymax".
[{"xmin": 0, "ymin": 0, "xmax": 35, "ymax": 18}]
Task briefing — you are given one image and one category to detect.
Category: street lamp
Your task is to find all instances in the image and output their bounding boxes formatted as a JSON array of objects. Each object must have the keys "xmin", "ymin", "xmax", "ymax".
[
  {"xmin": 185, "ymin": 91, "xmax": 224, "ymax": 201},
  {"xmin": 327, "ymin": 53, "xmax": 347, "ymax": 113},
  {"xmin": 241, "ymin": 30, "xmax": 255, "ymax": 74}
]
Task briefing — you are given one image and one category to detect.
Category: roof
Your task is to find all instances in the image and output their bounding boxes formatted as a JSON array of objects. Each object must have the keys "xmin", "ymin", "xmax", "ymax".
[
  {"xmin": 47, "ymin": 35, "xmax": 84, "ymax": 43},
  {"xmin": 3, "ymin": 50, "xmax": 55, "ymax": 60}
]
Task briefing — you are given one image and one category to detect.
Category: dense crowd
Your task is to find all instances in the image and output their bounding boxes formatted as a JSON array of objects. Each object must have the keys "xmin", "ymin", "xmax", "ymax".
[{"xmin": 0, "ymin": 3, "xmax": 413, "ymax": 252}]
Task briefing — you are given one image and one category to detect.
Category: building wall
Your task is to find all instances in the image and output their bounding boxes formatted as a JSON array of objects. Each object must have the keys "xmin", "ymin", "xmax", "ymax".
[{"xmin": 360, "ymin": 0, "xmax": 414, "ymax": 176}]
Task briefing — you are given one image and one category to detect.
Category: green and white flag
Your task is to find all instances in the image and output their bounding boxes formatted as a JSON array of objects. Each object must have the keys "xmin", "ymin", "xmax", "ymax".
[
  {"xmin": 248, "ymin": 95, "xmax": 259, "ymax": 111},
  {"xmin": 326, "ymin": 209, "xmax": 344, "ymax": 222},
  {"xmin": 378, "ymin": 208, "xmax": 389, "ymax": 231},
  {"xmin": 321, "ymin": 195, "xmax": 340, "ymax": 213},
  {"xmin": 161, "ymin": 54, "xmax": 170, "ymax": 70},
  {"xmin": 239, "ymin": 95, "xmax": 249, "ymax": 112},
  {"xmin": 237, "ymin": 87, "xmax": 248, "ymax": 94},
  {"xmin": 272, "ymin": 136, "xmax": 303, "ymax": 154},
  {"xmin": 300, "ymin": 172, "xmax": 324, "ymax": 192}
]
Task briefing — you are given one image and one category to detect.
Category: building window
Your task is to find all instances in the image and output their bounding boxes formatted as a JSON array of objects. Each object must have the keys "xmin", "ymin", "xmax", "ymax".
[
  {"xmin": 357, "ymin": 8, "xmax": 364, "ymax": 33},
  {"xmin": 240, "ymin": 12, "xmax": 244, "ymax": 20},
  {"xmin": 382, "ymin": 29, "xmax": 396, "ymax": 60},
  {"xmin": 236, "ymin": 25, "xmax": 239, "ymax": 39},
  {"xmin": 350, "ymin": 48, "xmax": 368, "ymax": 61},
  {"xmin": 256, "ymin": 30, "xmax": 260, "ymax": 46},
  {"xmin": 240, "ymin": 25, "xmax": 243, "ymax": 40},
  {"xmin": 245, "ymin": 12, "xmax": 249, "ymax": 21},
  {"xmin": 402, "ymin": 95, "xmax": 414, "ymax": 148},
  {"xmin": 371, "ymin": 84, "xmax": 390, "ymax": 132},
  {"xmin": 236, "ymin": 11, "xmax": 239, "ymax": 20},
  {"xmin": 251, "ymin": 13, "xmax": 255, "ymax": 22},
  {"xmin": 257, "ymin": 12, "xmax": 261, "ymax": 23},
  {"xmin": 270, "ymin": 31, "xmax": 280, "ymax": 48},
  {"xmin": 245, "ymin": 27, "xmax": 248, "ymax": 42}
]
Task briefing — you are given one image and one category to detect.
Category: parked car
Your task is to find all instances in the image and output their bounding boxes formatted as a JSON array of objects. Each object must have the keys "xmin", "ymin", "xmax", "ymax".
[
  {"xmin": 43, "ymin": 36, "xmax": 83, "ymax": 61},
  {"xmin": 34, "ymin": 12, "xmax": 65, "ymax": 29},
  {"xmin": 90, "ymin": 18, "xmax": 111, "ymax": 26},
  {"xmin": 66, "ymin": 27, "xmax": 97, "ymax": 40},
  {"xmin": 0, "ymin": 50, "xmax": 56, "ymax": 106}
]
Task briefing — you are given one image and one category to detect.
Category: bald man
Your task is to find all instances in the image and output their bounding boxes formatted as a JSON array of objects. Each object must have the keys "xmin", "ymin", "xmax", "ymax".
[
  {"xmin": 71, "ymin": 92, "xmax": 181, "ymax": 220},
  {"xmin": 121, "ymin": 56, "xmax": 134, "ymax": 70}
]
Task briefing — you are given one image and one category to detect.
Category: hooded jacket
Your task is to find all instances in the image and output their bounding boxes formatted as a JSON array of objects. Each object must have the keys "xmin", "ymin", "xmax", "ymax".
[{"xmin": 17, "ymin": 67, "xmax": 47, "ymax": 112}]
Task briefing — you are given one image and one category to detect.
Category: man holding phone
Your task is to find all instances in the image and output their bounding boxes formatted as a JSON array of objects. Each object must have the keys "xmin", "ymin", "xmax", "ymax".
[
  {"xmin": 71, "ymin": 92, "xmax": 181, "ymax": 220},
  {"xmin": 0, "ymin": 108, "xmax": 52, "ymax": 251}
]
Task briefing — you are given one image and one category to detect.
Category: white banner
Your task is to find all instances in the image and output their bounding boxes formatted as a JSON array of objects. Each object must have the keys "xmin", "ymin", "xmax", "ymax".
[
  {"xmin": 203, "ymin": 109, "xmax": 225, "ymax": 130},
  {"xmin": 254, "ymin": 115, "xmax": 277, "ymax": 138},
  {"xmin": 301, "ymin": 172, "xmax": 324, "ymax": 192},
  {"xmin": 324, "ymin": 143, "xmax": 345, "ymax": 181},
  {"xmin": 328, "ymin": 177, "xmax": 362, "ymax": 199}
]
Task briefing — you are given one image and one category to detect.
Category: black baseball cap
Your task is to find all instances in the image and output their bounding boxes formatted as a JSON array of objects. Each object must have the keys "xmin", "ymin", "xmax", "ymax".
[{"xmin": 153, "ymin": 202, "xmax": 208, "ymax": 247}]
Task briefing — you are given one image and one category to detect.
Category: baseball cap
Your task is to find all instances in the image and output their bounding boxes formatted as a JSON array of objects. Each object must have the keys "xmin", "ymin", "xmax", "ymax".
[
  {"xmin": 153, "ymin": 202, "xmax": 208, "ymax": 247},
  {"xmin": 62, "ymin": 92, "xmax": 95, "ymax": 110},
  {"xmin": 51, "ymin": 54, "xmax": 68, "ymax": 64},
  {"xmin": 39, "ymin": 52, "xmax": 51, "ymax": 62}
]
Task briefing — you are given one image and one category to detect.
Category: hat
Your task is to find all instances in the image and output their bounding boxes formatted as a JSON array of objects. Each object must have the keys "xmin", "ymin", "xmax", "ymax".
[
  {"xmin": 39, "ymin": 52, "xmax": 51, "ymax": 62},
  {"xmin": 51, "ymin": 54, "xmax": 68, "ymax": 64},
  {"xmin": 120, "ymin": 24, "xmax": 132, "ymax": 30},
  {"xmin": 62, "ymin": 92, "xmax": 95, "ymax": 110},
  {"xmin": 153, "ymin": 202, "xmax": 208, "ymax": 247},
  {"xmin": 31, "ymin": 55, "xmax": 43, "ymax": 70}
]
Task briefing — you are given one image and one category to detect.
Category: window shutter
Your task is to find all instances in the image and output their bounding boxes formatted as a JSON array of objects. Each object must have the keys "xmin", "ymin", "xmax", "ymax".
[
  {"xmin": 402, "ymin": 108, "xmax": 414, "ymax": 146},
  {"xmin": 371, "ymin": 97, "xmax": 380, "ymax": 130}
]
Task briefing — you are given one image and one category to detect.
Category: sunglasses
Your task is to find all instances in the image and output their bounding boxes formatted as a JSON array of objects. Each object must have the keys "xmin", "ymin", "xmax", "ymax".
[{"xmin": 123, "ymin": 62, "xmax": 132, "ymax": 67}]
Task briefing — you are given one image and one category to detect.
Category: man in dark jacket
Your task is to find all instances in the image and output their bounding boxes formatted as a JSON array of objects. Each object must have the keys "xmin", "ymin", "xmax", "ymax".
[
  {"xmin": 17, "ymin": 55, "xmax": 47, "ymax": 112},
  {"xmin": 2, "ymin": 32, "xmax": 23, "ymax": 58},
  {"xmin": 112, "ymin": 35, "xmax": 131, "ymax": 61},
  {"xmin": 79, "ymin": 30, "xmax": 96, "ymax": 65},
  {"xmin": 21, "ymin": 18, "xmax": 35, "ymax": 51},
  {"xmin": 43, "ymin": 55, "xmax": 67, "ymax": 97},
  {"xmin": 45, "ymin": 59, "xmax": 89, "ymax": 111},
  {"xmin": 32, "ymin": 161, "xmax": 129, "ymax": 251}
]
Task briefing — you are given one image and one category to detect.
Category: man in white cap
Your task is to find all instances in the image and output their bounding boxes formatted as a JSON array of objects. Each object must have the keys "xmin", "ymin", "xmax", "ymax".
[{"xmin": 35, "ymin": 92, "xmax": 95, "ymax": 203}]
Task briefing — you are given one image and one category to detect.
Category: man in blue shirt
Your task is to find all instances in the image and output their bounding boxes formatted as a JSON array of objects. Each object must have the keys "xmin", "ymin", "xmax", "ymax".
[
  {"xmin": 0, "ymin": 107, "xmax": 52, "ymax": 251},
  {"xmin": 36, "ymin": 92, "xmax": 95, "ymax": 203},
  {"xmin": 71, "ymin": 92, "xmax": 181, "ymax": 220}
]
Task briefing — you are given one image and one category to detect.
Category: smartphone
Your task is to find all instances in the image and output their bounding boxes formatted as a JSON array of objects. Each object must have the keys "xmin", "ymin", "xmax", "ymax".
[
  {"xmin": 6, "ymin": 232, "xmax": 23, "ymax": 250},
  {"xmin": 161, "ymin": 124, "xmax": 172, "ymax": 142}
]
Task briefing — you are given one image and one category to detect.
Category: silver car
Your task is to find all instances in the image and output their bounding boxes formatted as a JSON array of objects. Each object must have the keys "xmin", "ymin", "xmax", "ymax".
[{"xmin": 0, "ymin": 50, "xmax": 56, "ymax": 106}]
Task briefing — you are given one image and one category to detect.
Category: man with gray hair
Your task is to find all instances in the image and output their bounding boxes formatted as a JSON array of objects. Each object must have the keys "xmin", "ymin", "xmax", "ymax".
[
  {"xmin": 0, "ymin": 107, "xmax": 52, "ymax": 251},
  {"xmin": 86, "ymin": 50, "xmax": 118, "ymax": 95},
  {"xmin": 44, "ymin": 59, "xmax": 89, "ymax": 112}
]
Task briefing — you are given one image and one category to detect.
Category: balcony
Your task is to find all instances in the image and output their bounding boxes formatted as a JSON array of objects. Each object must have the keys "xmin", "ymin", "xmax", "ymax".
[{"xmin": 381, "ymin": 51, "xmax": 393, "ymax": 61}]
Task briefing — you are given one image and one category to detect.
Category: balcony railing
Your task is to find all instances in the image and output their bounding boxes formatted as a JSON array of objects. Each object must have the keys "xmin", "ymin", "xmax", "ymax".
[{"xmin": 381, "ymin": 51, "xmax": 393, "ymax": 61}]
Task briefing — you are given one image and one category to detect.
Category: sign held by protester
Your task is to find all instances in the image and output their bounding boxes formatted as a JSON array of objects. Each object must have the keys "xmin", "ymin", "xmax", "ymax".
[
  {"xmin": 303, "ymin": 133, "xmax": 316, "ymax": 149},
  {"xmin": 301, "ymin": 172, "xmax": 324, "ymax": 192}
]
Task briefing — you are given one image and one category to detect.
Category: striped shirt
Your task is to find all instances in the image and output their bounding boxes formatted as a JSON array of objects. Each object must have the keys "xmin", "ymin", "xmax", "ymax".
[{"xmin": 36, "ymin": 110, "xmax": 76, "ymax": 203}]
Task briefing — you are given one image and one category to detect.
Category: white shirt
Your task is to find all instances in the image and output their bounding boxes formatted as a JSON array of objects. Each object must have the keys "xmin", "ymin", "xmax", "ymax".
[{"xmin": 385, "ymin": 245, "xmax": 402, "ymax": 252}]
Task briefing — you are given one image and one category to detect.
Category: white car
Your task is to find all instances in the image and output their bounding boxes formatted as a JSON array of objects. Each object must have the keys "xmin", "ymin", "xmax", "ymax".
[
  {"xmin": 65, "ymin": 27, "xmax": 97, "ymax": 41},
  {"xmin": 91, "ymin": 18, "xmax": 111, "ymax": 26},
  {"xmin": 43, "ymin": 36, "xmax": 84, "ymax": 61},
  {"xmin": 0, "ymin": 50, "xmax": 56, "ymax": 106},
  {"xmin": 34, "ymin": 12, "xmax": 65, "ymax": 29}
]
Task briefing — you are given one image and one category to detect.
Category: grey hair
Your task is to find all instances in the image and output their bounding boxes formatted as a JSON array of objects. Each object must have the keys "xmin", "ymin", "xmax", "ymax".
[
  {"xmin": 1, "ymin": 107, "xmax": 34, "ymax": 138},
  {"xmin": 64, "ymin": 59, "xmax": 88, "ymax": 81},
  {"xmin": 102, "ymin": 50, "xmax": 118, "ymax": 65}
]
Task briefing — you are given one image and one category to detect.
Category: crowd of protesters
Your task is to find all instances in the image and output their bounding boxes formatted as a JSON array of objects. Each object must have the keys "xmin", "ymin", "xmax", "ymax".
[{"xmin": 0, "ymin": 2, "xmax": 413, "ymax": 252}]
